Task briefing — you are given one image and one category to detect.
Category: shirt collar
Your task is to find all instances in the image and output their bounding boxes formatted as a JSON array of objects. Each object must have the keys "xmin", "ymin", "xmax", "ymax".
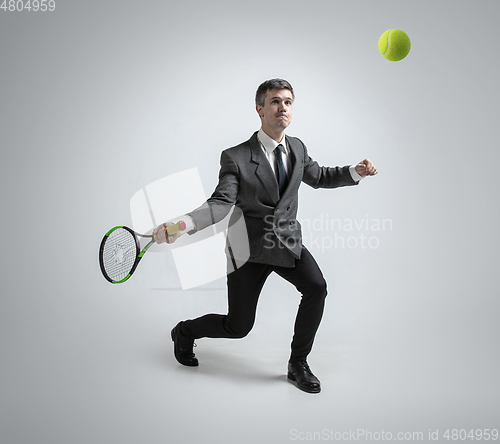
[{"xmin": 257, "ymin": 128, "xmax": 287, "ymax": 155}]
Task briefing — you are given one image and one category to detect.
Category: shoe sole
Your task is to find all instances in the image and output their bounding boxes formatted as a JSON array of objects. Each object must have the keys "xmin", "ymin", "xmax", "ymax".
[{"xmin": 287, "ymin": 372, "xmax": 321, "ymax": 393}]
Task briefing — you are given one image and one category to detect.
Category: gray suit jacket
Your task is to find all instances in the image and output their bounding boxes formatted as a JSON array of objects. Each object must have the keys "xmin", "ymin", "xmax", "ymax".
[{"xmin": 187, "ymin": 131, "xmax": 358, "ymax": 267}]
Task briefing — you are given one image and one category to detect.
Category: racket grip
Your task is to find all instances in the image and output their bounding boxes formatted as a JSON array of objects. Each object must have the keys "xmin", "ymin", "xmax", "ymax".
[{"xmin": 166, "ymin": 220, "xmax": 186, "ymax": 236}]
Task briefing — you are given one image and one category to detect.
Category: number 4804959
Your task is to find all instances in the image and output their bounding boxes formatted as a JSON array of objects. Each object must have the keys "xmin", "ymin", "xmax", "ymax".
[{"xmin": 1, "ymin": 0, "xmax": 56, "ymax": 11}]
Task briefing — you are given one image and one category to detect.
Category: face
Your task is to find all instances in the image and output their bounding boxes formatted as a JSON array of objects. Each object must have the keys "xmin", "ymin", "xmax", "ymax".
[{"xmin": 256, "ymin": 89, "xmax": 293, "ymax": 136}]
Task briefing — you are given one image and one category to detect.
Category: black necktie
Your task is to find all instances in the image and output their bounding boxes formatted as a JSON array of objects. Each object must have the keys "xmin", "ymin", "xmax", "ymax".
[{"xmin": 274, "ymin": 144, "xmax": 288, "ymax": 196}]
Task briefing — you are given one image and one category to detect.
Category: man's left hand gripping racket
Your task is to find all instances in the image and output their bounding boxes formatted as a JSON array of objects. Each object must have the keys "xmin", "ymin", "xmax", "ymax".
[{"xmin": 99, "ymin": 221, "xmax": 186, "ymax": 284}]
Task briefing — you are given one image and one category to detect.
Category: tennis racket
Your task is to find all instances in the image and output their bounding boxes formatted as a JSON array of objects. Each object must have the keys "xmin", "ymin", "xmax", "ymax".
[{"xmin": 99, "ymin": 221, "xmax": 186, "ymax": 284}]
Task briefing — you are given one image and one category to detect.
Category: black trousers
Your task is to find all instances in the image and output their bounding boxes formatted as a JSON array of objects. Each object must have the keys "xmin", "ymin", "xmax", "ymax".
[{"xmin": 181, "ymin": 247, "xmax": 328, "ymax": 362}]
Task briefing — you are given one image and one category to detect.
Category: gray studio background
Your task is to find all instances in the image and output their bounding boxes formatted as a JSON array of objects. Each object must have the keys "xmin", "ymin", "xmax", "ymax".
[{"xmin": 1, "ymin": 1, "xmax": 499, "ymax": 443}]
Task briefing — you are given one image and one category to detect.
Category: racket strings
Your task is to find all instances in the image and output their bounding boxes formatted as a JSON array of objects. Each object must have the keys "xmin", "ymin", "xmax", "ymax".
[{"xmin": 102, "ymin": 228, "xmax": 138, "ymax": 281}]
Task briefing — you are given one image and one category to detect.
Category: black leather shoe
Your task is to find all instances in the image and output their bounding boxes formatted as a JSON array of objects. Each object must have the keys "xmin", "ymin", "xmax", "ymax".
[
  {"xmin": 287, "ymin": 361, "xmax": 321, "ymax": 393},
  {"xmin": 171, "ymin": 322, "xmax": 198, "ymax": 367}
]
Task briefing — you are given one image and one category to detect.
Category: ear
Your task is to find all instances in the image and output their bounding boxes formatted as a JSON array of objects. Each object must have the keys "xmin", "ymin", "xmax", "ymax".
[{"xmin": 256, "ymin": 104, "xmax": 263, "ymax": 118}]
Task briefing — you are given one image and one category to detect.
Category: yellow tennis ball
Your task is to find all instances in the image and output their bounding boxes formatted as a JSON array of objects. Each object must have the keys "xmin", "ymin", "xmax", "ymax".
[{"xmin": 378, "ymin": 29, "xmax": 411, "ymax": 61}]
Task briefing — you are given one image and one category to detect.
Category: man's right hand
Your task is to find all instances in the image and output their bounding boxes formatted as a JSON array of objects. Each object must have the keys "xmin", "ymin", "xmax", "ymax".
[{"xmin": 153, "ymin": 222, "xmax": 182, "ymax": 244}]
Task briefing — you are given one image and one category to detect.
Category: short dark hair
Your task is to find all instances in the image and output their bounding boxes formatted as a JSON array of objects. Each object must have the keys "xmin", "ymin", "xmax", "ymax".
[{"xmin": 255, "ymin": 79, "xmax": 295, "ymax": 107}]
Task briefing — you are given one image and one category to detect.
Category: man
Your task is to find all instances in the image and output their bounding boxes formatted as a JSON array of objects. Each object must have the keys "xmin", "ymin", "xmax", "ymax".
[{"xmin": 154, "ymin": 79, "xmax": 377, "ymax": 393}]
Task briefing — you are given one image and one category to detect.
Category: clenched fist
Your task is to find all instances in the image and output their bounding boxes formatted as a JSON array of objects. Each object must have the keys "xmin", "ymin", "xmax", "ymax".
[{"xmin": 355, "ymin": 159, "xmax": 378, "ymax": 177}]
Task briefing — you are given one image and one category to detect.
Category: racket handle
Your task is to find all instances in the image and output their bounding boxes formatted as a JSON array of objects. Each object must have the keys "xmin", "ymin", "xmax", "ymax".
[{"xmin": 166, "ymin": 220, "xmax": 186, "ymax": 236}]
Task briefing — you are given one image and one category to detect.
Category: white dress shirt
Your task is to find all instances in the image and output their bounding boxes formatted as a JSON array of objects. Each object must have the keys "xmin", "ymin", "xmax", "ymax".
[{"xmin": 257, "ymin": 128, "xmax": 292, "ymax": 177}]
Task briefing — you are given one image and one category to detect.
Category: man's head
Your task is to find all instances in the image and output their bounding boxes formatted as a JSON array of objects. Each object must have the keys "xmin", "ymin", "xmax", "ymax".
[{"xmin": 255, "ymin": 79, "xmax": 295, "ymax": 141}]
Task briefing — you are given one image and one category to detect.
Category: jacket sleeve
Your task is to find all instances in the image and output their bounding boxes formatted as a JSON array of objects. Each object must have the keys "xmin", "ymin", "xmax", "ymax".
[
  {"xmin": 300, "ymin": 139, "xmax": 358, "ymax": 189},
  {"xmin": 186, "ymin": 150, "xmax": 239, "ymax": 234}
]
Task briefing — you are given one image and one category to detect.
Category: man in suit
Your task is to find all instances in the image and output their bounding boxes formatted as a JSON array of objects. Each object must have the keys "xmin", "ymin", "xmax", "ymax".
[{"xmin": 154, "ymin": 79, "xmax": 377, "ymax": 393}]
